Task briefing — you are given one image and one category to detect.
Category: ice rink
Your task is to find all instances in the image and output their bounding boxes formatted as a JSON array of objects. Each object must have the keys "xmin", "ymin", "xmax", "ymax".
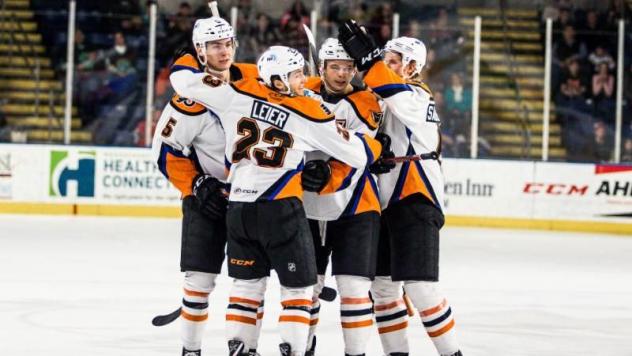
[{"xmin": 1, "ymin": 214, "xmax": 631, "ymax": 356}]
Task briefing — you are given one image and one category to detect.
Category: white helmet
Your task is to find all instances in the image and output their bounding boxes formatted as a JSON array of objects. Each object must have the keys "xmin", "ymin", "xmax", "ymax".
[
  {"xmin": 192, "ymin": 17, "xmax": 235, "ymax": 65},
  {"xmin": 257, "ymin": 46, "xmax": 305, "ymax": 94},
  {"xmin": 384, "ymin": 36, "xmax": 427, "ymax": 77},
  {"xmin": 318, "ymin": 38, "xmax": 353, "ymax": 71}
]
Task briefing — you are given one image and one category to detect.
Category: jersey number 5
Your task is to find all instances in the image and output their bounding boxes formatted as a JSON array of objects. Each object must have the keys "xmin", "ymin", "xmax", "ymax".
[{"xmin": 232, "ymin": 117, "xmax": 293, "ymax": 168}]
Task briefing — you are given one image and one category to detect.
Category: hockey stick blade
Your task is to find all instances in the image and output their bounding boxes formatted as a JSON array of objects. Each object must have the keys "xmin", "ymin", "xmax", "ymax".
[
  {"xmin": 319, "ymin": 286, "xmax": 337, "ymax": 302},
  {"xmin": 302, "ymin": 24, "xmax": 319, "ymax": 76},
  {"xmin": 151, "ymin": 307, "xmax": 181, "ymax": 326}
]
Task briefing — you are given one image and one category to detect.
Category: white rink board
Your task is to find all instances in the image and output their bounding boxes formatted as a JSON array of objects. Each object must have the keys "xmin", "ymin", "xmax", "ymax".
[{"xmin": 1, "ymin": 144, "xmax": 632, "ymax": 225}]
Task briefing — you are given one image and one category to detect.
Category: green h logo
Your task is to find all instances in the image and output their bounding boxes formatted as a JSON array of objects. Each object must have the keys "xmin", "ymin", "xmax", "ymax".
[{"xmin": 49, "ymin": 150, "xmax": 96, "ymax": 197}]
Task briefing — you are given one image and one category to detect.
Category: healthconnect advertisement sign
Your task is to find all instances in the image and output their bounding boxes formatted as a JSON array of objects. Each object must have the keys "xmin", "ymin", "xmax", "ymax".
[{"xmin": 0, "ymin": 145, "xmax": 180, "ymax": 205}]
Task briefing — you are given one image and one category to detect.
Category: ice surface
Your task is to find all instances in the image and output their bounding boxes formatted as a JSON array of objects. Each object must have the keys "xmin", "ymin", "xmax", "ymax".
[{"xmin": 1, "ymin": 215, "xmax": 631, "ymax": 356}]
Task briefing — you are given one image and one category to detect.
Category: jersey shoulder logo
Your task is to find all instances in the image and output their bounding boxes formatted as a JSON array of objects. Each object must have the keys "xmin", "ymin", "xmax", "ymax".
[
  {"xmin": 371, "ymin": 111, "xmax": 383, "ymax": 126},
  {"xmin": 426, "ymin": 103, "xmax": 439, "ymax": 123}
]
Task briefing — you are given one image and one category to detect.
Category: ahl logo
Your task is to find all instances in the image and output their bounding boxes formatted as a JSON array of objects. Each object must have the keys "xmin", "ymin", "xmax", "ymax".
[
  {"xmin": 287, "ymin": 262, "xmax": 296, "ymax": 272},
  {"xmin": 49, "ymin": 150, "xmax": 96, "ymax": 197}
]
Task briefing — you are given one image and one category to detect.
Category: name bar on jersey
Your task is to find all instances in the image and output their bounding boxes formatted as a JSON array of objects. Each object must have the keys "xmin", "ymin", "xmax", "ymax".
[{"xmin": 250, "ymin": 100, "xmax": 289, "ymax": 129}]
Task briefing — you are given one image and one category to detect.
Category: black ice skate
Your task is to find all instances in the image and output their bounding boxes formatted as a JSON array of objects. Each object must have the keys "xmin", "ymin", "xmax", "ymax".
[
  {"xmin": 279, "ymin": 342, "xmax": 292, "ymax": 356},
  {"xmin": 248, "ymin": 349, "xmax": 261, "ymax": 356},
  {"xmin": 228, "ymin": 339, "xmax": 247, "ymax": 356},
  {"xmin": 182, "ymin": 348, "xmax": 201, "ymax": 356},
  {"xmin": 305, "ymin": 335, "xmax": 316, "ymax": 356},
  {"xmin": 447, "ymin": 351, "xmax": 463, "ymax": 356}
]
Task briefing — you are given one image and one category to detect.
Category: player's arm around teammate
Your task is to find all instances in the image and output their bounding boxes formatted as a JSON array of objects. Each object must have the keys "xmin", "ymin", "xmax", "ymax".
[
  {"xmin": 170, "ymin": 45, "xmax": 387, "ymax": 356},
  {"xmin": 338, "ymin": 21, "xmax": 464, "ymax": 356}
]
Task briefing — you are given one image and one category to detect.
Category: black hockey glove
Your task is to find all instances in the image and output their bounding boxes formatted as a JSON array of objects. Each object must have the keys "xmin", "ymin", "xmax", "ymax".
[
  {"xmin": 338, "ymin": 19, "xmax": 383, "ymax": 71},
  {"xmin": 302, "ymin": 160, "xmax": 332, "ymax": 192},
  {"xmin": 191, "ymin": 174, "xmax": 227, "ymax": 220},
  {"xmin": 369, "ymin": 133, "xmax": 396, "ymax": 175}
]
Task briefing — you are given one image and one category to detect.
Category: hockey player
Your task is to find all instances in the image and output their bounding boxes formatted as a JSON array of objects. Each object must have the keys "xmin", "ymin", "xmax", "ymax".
[
  {"xmin": 300, "ymin": 37, "xmax": 395, "ymax": 356},
  {"xmin": 170, "ymin": 45, "xmax": 389, "ymax": 356},
  {"xmin": 338, "ymin": 21, "xmax": 464, "ymax": 356},
  {"xmin": 152, "ymin": 16, "xmax": 260, "ymax": 356}
]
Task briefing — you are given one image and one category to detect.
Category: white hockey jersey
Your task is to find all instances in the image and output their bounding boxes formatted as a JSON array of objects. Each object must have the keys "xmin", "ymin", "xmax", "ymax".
[
  {"xmin": 363, "ymin": 61, "xmax": 444, "ymax": 212},
  {"xmin": 151, "ymin": 53, "xmax": 259, "ymax": 197},
  {"xmin": 169, "ymin": 71, "xmax": 383, "ymax": 203},
  {"xmin": 302, "ymin": 77, "xmax": 383, "ymax": 220}
]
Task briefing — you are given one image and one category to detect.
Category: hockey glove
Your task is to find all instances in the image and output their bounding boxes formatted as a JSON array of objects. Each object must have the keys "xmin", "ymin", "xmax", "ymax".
[
  {"xmin": 338, "ymin": 19, "xmax": 383, "ymax": 72},
  {"xmin": 192, "ymin": 174, "xmax": 227, "ymax": 220},
  {"xmin": 369, "ymin": 133, "xmax": 396, "ymax": 175},
  {"xmin": 302, "ymin": 160, "xmax": 332, "ymax": 192}
]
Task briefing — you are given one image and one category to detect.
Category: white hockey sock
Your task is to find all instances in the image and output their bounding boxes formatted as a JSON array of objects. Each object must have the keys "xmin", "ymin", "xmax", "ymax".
[
  {"xmin": 307, "ymin": 274, "xmax": 325, "ymax": 351},
  {"xmin": 404, "ymin": 281, "xmax": 460, "ymax": 356},
  {"xmin": 371, "ymin": 277, "xmax": 409, "ymax": 355},
  {"xmin": 337, "ymin": 275, "xmax": 373, "ymax": 355},
  {"xmin": 181, "ymin": 271, "xmax": 216, "ymax": 351},
  {"xmin": 279, "ymin": 285, "xmax": 314, "ymax": 353},
  {"xmin": 226, "ymin": 278, "xmax": 267, "ymax": 351}
]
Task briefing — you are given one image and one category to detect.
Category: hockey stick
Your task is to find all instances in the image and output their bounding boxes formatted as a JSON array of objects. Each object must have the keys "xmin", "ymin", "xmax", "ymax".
[
  {"xmin": 208, "ymin": 1, "xmax": 219, "ymax": 17},
  {"xmin": 151, "ymin": 307, "xmax": 181, "ymax": 326},
  {"xmin": 383, "ymin": 151, "xmax": 440, "ymax": 163},
  {"xmin": 302, "ymin": 24, "xmax": 319, "ymax": 76}
]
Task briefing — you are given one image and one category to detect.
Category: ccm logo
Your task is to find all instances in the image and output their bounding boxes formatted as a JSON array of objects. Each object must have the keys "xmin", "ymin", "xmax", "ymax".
[
  {"xmin": 230, "ymin": 258, "xmax": 255, "ymax": 266},
  {"xmin": 523, "ymin": 183, "xmax": 588, "ymax": 195}
]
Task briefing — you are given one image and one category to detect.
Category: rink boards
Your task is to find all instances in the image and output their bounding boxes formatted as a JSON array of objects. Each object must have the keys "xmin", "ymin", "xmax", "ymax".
[{"xmin": 1, "ymin": 144, "xmax": 631, "ymax": 234}]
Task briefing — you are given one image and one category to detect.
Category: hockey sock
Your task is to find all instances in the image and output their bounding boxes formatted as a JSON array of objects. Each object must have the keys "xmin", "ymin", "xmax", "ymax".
[
  {"xmin": 404, "ymin": 281, "xmax": 460, "ymax": 356},
  {"xmin": 279, "ymin": 285, "xmax": 314, "ymax": 353},
  {"xmin": 371, "ymin": 277, "xmax": 409, "ymax": 355},
  {"xmin": 181, "ymin": 271, "xmax": 217, "ymax": 351},
  {"xmin": 307, "ymin": 274, "xmax": 325, "ymax": 351},
  {"xmin": 336, "ymin": 275, "xmax": 374, "ymax": 355},
  {"xmin": 226, "ymin": 277, "xmax": 267, "ymax": 351},
  {"xmin": 252, "ymin": 300, "xmax": 265, "ymax": 350}
]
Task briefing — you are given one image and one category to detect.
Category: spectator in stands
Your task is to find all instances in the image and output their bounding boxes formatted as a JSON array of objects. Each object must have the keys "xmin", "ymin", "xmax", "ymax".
[
  {"xmin": 581, "ymin": 9, "xmax": 605, "ymax": 53},
  {"xmin": 108, "ymin": 0, "xmax": 142, "ymax": 32},
  {"xmin": 553, "ymin": 8, "xmax": 573, "ymax": 42},
  {"xmin": 588, "ymin": 45, "xmax": 615, "ymax": 72},
  {"xmin": 405, "ymin": 19, "xmax": 422, "ymax": 39},
  {"xmin": 367, "ymin": 3, "xmax": 394, "ymax": 46},
  {"xmin": 279, "ymin": 0, "xmax": 310, "ymax": 55},
  {"xmin": 555, "ymin": 25, "xmax": 587, "ymax": 66},
  {"xmin": 246, "ymin": 13, "xmax": 282, "ymax": 62},
  {"xmin": 442, "ymin": 73, "xmax": 474, "ymax": 157},
  {"xmin": 445, "ymin": 72, "xmax": 472, "ymax": 119},
  {"xmin": 557, "ymin": 58, "xmax": 593, "ymax": 160},
  {"xmin": 592, "ymin": 121, "xmax": 613, "ymax": 161},
  {"xmin": 73, "ymin": 29, "xmax": 98, "ymax": 72},
  {"xmin": 591, "ymin": 62, "xmax": 615, "ymax": 125},
  {"xmin": 160, "ymin": 2, "xmax": 194, "ymax": 62}
]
